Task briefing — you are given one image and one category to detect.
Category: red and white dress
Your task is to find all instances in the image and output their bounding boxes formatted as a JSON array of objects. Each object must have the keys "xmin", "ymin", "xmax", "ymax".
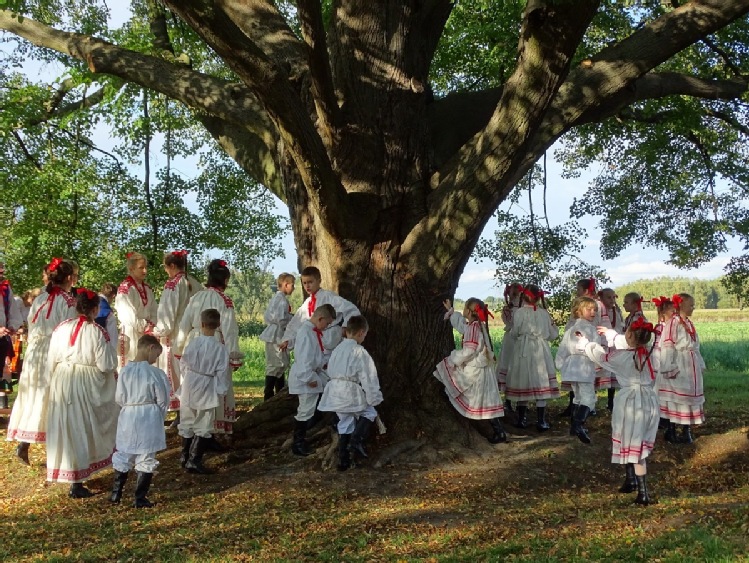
[
  {"xmin": 46, "ymin": 316, "xmax": 117, "ymax": 483},
  {"xmin": 114, "ymin": 276, "xmax": 157, "ymax": 368},
  {"xmin": 6, "ymin": 288, "xmax": 76, "ymax": 444},
  {"xmin": 433, "ymin": 311, "xmax": 504, "ymax": 420},
  {"xmin": 153, "ymin": 272, "xmax": 202, "ymax": 411},
  {"xmin": 657, "ymin": 316, "xmax": 706, "ymax": 425},
  {"xmin": 174, "ymin": 287, "xmax": 243, "ymax": 435}
]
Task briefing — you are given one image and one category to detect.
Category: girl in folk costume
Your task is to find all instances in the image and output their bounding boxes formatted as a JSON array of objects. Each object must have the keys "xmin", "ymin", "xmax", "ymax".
[
  {"xmin": 115, "ymin": 252, "xmax": 157, "ymax": 368},
  {"xmin": 596, "ymin": 288, "xmax": 624, "ymax": 412},
  {"xmin": 46, "ymin": 289, "xmax": 118, "ymax": 498},
  {"xmin": 623, "ymin": 292, "xmax": 647, "ymax": 331},
  {"xmin": 434, "ymin": 298, "xmax": 507, "ymax": 443},
  {"xmin": 556, "ymin": 296, "xmax": 599, "ymax": 444},
  {"xmin": 6, "ymin": 259, "xmax": 77, "ymax": 465},
  {"xmin": 580, "ymin": 318, "xmax": 660, "ymax": 505},
  {"xmin": 152, "ymin": 250, "xmax": 201, "ymax": 419},
  {"xmin": 505, "ymin": 285, "xmax": 560, "ymax": 431},
  {"xmin": 657, "ymin": 293, "xmax": 705, "ymax": 445},
  {"xmin": 650, "ymin": 295, "xmax": 675, "ymax": 431},
  {"xmin": 495, "ymin": 283, "xmax": 522, "ymax": 413},
  {"xmin": 174, "ymin": 259, "xmax": 244, "ymax": 439}
]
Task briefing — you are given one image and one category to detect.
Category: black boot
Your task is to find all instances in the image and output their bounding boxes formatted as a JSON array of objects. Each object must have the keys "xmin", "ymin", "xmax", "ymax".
[
  {"xmin": 658, "ymin": 417, "xmax": 669, "ymax": 430},
  {"xmin": 180, "ymin": 436, "xmax": 193, "ymax": 468},
  {"xmin": 664, "ymin": 422, "xmax": 678, "ymax": 443},
  {"xmin": 69, "ymin": 482, "xmax": 94, "ymax": 499},
  {"xmin": 572, "ymin": 405, "xmax": 591, "ymax": 444},
  {"xmin": 488, "ymin": 417, "xmax": 507, "ymax": 443},
  {"xmin": 536, "ymin": 406, "xmax": 550, "ymax": 432},
  {"xmin": 274, "ymin": 375, "xmax": 285, "ymax": 393},
  {"xmin": 185, "ymin": 436, "xmax": 213, "ymax": 474},
  {"xmin": 619, "ymin": 463, "xmax": 637, "ymax": 493},
  {"xmin": 633, "ymin": 475, "xmax": 652, "ymax": 506},
  {"xmin": 679, "ymin": 425, "xmax": 694, "ymax": 444},
  {"xmin": 263, "ymin": 376, "xmax": 276, "ymax": 401},
  {"xmin": 134, "ymin": 472, "xmax": 155, "ymax": 508},
  {"xmin": 569, "ymin": 405, "xmax": 579, "ymax": 436},
  {"xmin": 503, "ymin": 399, "xmax": 514, "ymax": 414},
  {"xmin": 15, "ymin": 442, "xmax": 30, "ymax": 465},
  {"xmin": 306, "ymin": 409, "xmax": 323, "ymax": 430},
  {"xmin": 337, "ymin": 434, "xmax": 352, "ymax": 471},
  {"xmin": 110, "ymin": 470, "xmax": 129, "ymax": 503},
  {"xmin": 514, "ymin": 405, "xmax": 528, "ymax": 428},
  {"xmin": 291, "ymin": 420, "xmax": 311, "ymax": 456},
  {"xmin": 607, "ymin": 389, "xmax": 616, "ymax": 411},
  {"xmin": 204, "ymin": 435, "xmax": 227, "ymax": 452},
  {"xmin": 350, "ymin": 417, "xmax": 374, "ymax": 458},
  {"xmin": 559, "ymin": 392, "xmax": 574, "ymax": 417}
]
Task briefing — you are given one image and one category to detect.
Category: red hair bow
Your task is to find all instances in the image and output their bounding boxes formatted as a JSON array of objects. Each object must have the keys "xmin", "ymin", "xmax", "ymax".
[
  {"xmin": 126, "ymin": 252, "xmax": 134, "ymax": 259},
  {"xmin": 588, "ymin": 277, "xmax": 596, "ymax": 294},
  {"xmin": 671, "ymin": 294, "xmax": 683, "ymax": 307},
  {"xmin": 172, "ymin": 250, "xmax": 189, "ymax": 257},
  {"xmin": 630, "ymin": 317, "xmax": 654, "ymax": 333},
  {"xmin": 635, "ymin": 296, "xmax": 644, "ymax": 311},
  {"xmin": 48, "ymin": 257, "xmax": 63, "ymax": 272},
  {"xmin": 476, "ymin": 305, "xmax": 494, "ymax": 323},
  {"xmin": 651, "ymin": 296, "xmax": 668, "ymax": 307},
  {"xmin": 217, "ymin": 259, "xmax": 227, "ymax": 268},
  {"xmin": 76, "ymin": 287, "xmax": 97, "ymax": 300}
]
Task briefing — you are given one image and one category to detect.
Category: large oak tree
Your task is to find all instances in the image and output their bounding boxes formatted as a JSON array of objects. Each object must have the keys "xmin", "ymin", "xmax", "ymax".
[{"xmin": 3, "ymin": 1, "xmax": 749, "ymax": 449}]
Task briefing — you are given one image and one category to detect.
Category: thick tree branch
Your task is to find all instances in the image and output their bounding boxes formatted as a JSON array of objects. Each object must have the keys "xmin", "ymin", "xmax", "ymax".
[
  {"xmin": 146, "ymin": 0, "xmax": 174, "ymax": 56},
  {"xmin": 11, "ymin": 131, "xmax": 42, "ymax": 170}
]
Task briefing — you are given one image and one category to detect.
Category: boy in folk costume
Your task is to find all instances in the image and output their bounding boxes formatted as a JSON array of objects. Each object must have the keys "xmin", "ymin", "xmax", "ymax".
[
  {"xmin": 496, "ymin": 283, "xmax": 522, "ymax": 414},
  {"xmin": 434, "ymin": 298, "xmax": 507, "ymax": 444},
  {"xmin": 288, "ymin": 304, "xmax": 336, "ymax": 456},
  {"xmin": 318, "ymin": 315, "xmax": 384, "ymax": 471},
  {"xmin": 115, "ymin": 252, "xmax": 157, "ymax": 368},
  {"xmin": 95, "ymin": 283, "xmax": 119, "ymax": 350},
  {"xmin": 152, "ymin": 250, "xmax": 202, "ymax": 422},
  {"xmin": 111, "ymin": 335, "xmax": 170, "ymax": 508},
  {"xmin": 596, "ymin": 288, "xmax": 624, "ymax": 412},
  {"xmin": 177, "ymin": 309, "xmax": 230, "ymax": 474},
  {"xmin": 657, "ymin": 293, "xmax": 705, "ymax": 445},
  {"xmin": 259, "ymin": 273, "xmax": 296, "ymax": 401}
]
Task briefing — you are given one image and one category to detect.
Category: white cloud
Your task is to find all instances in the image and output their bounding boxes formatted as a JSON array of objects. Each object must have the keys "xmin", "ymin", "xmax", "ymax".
[{"xmin": 603, "ymin": 255, "xmax": 730, "ymax": 287}]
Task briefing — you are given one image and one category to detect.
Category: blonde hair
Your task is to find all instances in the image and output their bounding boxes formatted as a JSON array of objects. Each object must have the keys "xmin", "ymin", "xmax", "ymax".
[
  {"xmin": 126, "ymin": 252, "xmax": 147, "ymax": 271},
  {"xmin": 572, "ymin": 296, "xmax": 597, "ymax": 319},
  {"xmin": 277, "ymin": 272, "xmax": 295, "ymax": 286}
]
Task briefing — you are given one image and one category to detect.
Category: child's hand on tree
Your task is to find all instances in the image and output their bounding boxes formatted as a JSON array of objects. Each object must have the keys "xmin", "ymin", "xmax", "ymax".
[{"xmin": 443, "ymin": 299, "xmax": 452, "ymax": 311}]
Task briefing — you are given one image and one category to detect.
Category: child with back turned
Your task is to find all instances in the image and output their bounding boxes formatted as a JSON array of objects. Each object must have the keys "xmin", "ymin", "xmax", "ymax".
[
  {"xmin": 111, "ymin": 334, "xmax": 170, "ymax": 508},
  {"xmin": 318, "ymin": 315, "xmax": 383, "ymax": 471},
  {"xmin": 259, "ymin": 273, "xmax": 295, "ymax": 401}
]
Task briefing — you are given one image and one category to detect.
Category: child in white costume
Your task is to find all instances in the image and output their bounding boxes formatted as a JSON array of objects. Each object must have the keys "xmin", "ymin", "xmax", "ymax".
[
  {"xmin": 46, "ymin": 289, "xmax": 118, "ymax": 499},
  {"xmin": 288, "ymin": 304, "xmax": 335, "ymax": 456},
  {"xmin": 152, "ymin": 250, "xmax": 202, "ymax": 415},
  {"xmin": 7, "ymin": 258, "xmax": 77, "ymax": 465},
  {"xmin": 259, "ymin": 272, "xmax": 295, "ymax": 401},
  {"xmin": 111, "ymin": 335, "xmax": 170, "ymax": 508},
  {"xmin": 580, "ymin": 318, "xmax": 660, "ymax": 505},
  {"xmin": 178, "ymin": 309, "xmax": 230, "ymax": 474},
  {"xmin": 174, "ymin": 259, "xmax": 243, "ymax": 438},
  {"xmin": 556, "ymin": 296, "xmax": 599, "ymax": 444},
  {"xmin": 596, "ymin": 288, "xmax": 624, "ymax": 411},
  {"xmin": 496, "ymin": 283, "xmax": 522, "ymax": 412},
  {"xmin": 115, "ymin": 252, "xmax": 157, "ymax": 368},
  {"xmin": 658, "ymin": 293, "xmax": 705, "ymax": 445},
  {"xmin": 651, "ymin": 296, "xmax": 676, "ymax": 435},
  {"xmin": 505, "ymin": 285, "xmax": 559, "ymax": 431},
  {"xmin": 434, "ymin": 298, "xmax": 507, "ymax": 443},
  {"xmin": 319, "ymin": 315, "xmax": 383, "ymax": 471},
  {"xmin": 280, "ymin": 266, "xmax": 360, "ymax": 361},
  {"xmin": 622, "ymin": 292, "xmax": 647, "ymax": 332}
]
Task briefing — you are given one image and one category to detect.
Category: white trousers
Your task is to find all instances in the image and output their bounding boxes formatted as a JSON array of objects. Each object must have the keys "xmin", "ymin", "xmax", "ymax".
[
  {"xmin": 178, "ymin": 407, "xmax": 215, "ymax": 438},
  {"xmin": 571, "ymin": 382, "xmax": 596, "ymax": 409},
  {"xmin": 295, "ymin": 393, "xmax": 319, "ymax": 422},
  {"xmin": 112, "ymin": 451, "xmax": 159, "ymax": 473},
  {"xmin": 337, "ymin": 406, "xmax": 377, "ymax": 434}
]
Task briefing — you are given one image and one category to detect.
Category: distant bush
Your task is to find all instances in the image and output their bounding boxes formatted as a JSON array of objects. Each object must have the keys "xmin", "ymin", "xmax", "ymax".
[{"xmin": 237, "ymin": 319, "xmax": 266, "ymax": 338}]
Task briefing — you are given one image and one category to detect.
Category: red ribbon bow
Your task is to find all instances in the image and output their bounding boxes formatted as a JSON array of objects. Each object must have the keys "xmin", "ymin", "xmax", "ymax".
[
  {"xmin": 126, "ymin": 252, "xmax": 134, "ymax": 259},
  {"xmin": 671, "ymin": 294, "xmax": 683, "ymax": 307},
  {"xmin": 217, "ymin": 259, "xmax": 227, "ymax": 268},
  {"xmin": 588, "ymin": 277, "xmax": 596, "ymax": 294},
  {"xmin": 635, "ymin": 296, "xmax": 644, "ymax": 311},
  {"xmin": 76, "ymin": 287, "xmax": 98, "ymax": 300},
  {"xmin": 172, "ymin": 250, "xmax": 189, "ymax": 258},
  {"xmin": 48, "ymin": 257, "xmax": 63, "ymax": 272},
  {"xmin": 630, "ymin": 317, "xmax": 654, "ymax": 333},
  {"xmin": 475, "ymin": 305, "xmax": 494, "ymax": 323}
]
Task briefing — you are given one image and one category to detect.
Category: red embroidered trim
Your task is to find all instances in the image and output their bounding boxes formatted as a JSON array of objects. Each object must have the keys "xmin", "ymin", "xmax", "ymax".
[
  {"xmin": 163, "ymin": 271, "xmax": 185, "ymax": 291},
  {"xmin": 70, "ymin": 316, "xmax": 87, "ymax": 346},
  {"xmin": 209, "ymin": 287, "xmax": 233, "ymax": 308}
]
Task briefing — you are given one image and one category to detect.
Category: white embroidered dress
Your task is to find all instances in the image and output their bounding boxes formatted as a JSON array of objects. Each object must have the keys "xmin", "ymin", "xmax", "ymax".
[
  {"xmin": 114, "ymin": 276, "xmax": 157, "ymax": 367},
  {"xmin": 496, "ymin": 297, "xmax": 521, "ymax": 391}
]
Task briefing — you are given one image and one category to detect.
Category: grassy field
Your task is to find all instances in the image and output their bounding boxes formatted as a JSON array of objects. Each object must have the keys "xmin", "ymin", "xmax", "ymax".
[{"xmin": 0, "ymin": 318, "xmax": 747, "ymax": 561}]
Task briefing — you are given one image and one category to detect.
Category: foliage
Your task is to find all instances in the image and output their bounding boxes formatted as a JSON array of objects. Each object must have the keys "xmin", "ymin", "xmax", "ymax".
[{"xmin": 615, "ymin": 276, "xmax": 743, "ymax": 310}]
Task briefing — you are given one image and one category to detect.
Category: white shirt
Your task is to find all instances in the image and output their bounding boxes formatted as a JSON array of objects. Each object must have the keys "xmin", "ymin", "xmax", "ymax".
[
  {"xmin": 115, "ymin": 361, "xmax": 170, "ymax": 454},
  {"xmin": 178, "ymin": 335, "xmax": 230, "ymax": 410}
]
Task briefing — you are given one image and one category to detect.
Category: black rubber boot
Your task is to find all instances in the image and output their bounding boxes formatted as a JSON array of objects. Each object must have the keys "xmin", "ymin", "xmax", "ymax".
[
  {"xmin": 536, "ymin": 406, "xmax": 550, "ymax": 432},
  {"xmin": 664, "ymin": 422, "xmax": 678, "ymax": 443},
  {"xmin": 306, "ymin": 409, "xmax": 323, "ymax": 430},
  {"xmin": 69, "ymin": 482, "xmax": 94, "ymax": 499},
  {"xmin": 607, "ymin": 388, "xmax": 616, "ymax": 411},
  {"xmin": 337, "ymin": 434, "xmax": 352, "ymax": 471},
  {"xmin": 180, "ymin": 436, "xmax": 193, "ymax": 468},
  {"xmin": 291, "ymin": 420, "xmax": 311, "ymax": 456},
  {"xmin": 633, "ymin": 475, "xmax": 652, "ymax": 506},
  {"xmin": 679, "ymin": 425, "xmax": 694, "ymax": 444},
  {"xmin": 263, "ymin": 376, "xmax": 276, "ymax": 401},
  {"xmin": 503, "ymin": 399, "xmax": 514, "ymax": 414},
  {"xmin": 15, "ymin": 442, "xmax": 30, "ymax": 465},
  {"xmin": 109, "ymin": 470, "xmax": 129, "ymax": 503},
  {"xmin": 134, "ymin": 472, "xmax": 155, "ymax": 508},
  {"xmin": 619, "ymin": 463, "xmax": 637, "ymax": 493},
  {"xmin": 514, "ymin": 405, "xmax": 528, "ymax": 429},
  {"xmin": 559, "ymin": 392, "xmax": 574, "ymax": 417},
  {"xmin": 569, "ymin": 405, "xmax": 578, "ymax": 436},
  {"xmin": 350, "ymin": 417, "xmax": 374, "ymax": 458},
  {"xmin": 185, "ymin": 436, "xmax": 213, "ymax": 473},
  {"xmin": 488, "ymin": 417, "xmax": 507, "ymax": 443},
  {"xmin": 274, "ymin": 375, "xmax": 285, "ymax": 393},
  {"xmin": 658, "ymin": 417, "xmax": 669, "ymax": 430},
  {"xmin": 204, "ymin": 435, "xmax": 227, "ymax": 452},
  {"xmin": 572, "ymin": 405, "xmax": 591, "ymax": 444}
]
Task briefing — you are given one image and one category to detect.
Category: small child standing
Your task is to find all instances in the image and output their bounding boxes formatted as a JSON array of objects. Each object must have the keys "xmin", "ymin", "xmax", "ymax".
[
  {"xmin": 318, "ymin": 315, "xmax": 383, "ymax": 470},
  {"xmin": 496, "ymin": 283, "xmax": 522, "ymax": 413},
  {"xmin": 288, "ymin": 304, "xmax": 336, "ymax": 456},
  {"xmin": 178, "ymin": 308, "xmax": 230, "ymax": 473},
  {"xmin": 556, "ymin": 296, "xmax": 598, "ymax": 444},
  {"xmin": 111, "ymin": 335, "xmax": 170, "ymax": 508},
  {"xmin": 597, "ymin": 288, "xmax": 624, "ymax": 412},
  {"xmin": 259, "ymin": 273, "xmax": 295, "ymax": 401}
]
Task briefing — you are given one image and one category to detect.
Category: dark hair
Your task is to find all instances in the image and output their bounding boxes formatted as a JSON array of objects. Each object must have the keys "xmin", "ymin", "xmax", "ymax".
[
  {"xmin": 465, "ymin": 297, "xmax": 494, "ymax": 357},
  {"xmin": 626, "ymin": 325, "xmax": 654, "ymax": 372},
  {"xmin": 137, "ymin": 334, "xmax": 162, "ymax": 352},
  {"xmin": 164, "ymin": 251, "xmax": 188, "ymax": 270},
  {"xmin": 47, "ymin": 259, "xmax": 76, "ymax": 291},
  {"xmin": 99, "ymin": 282, "xmax": 116, "ymax": 301},
  {"xmin": 577, "ymin": 278, "xmax": 595, "ymax": 295},
  {"xmin": 201, "ymin": 308, "xmax": 221, "ymax": 329},
  {"xmin": 206, "ymin": 259, "xmax": 230, "ymax": 289},
  {"xmin": 75, "ymin": 288, "xmax": 100, "ymax": 317},
  {"xmin": 301, "ymin": 266, "xmax": 322, "ymax": 281},
  {"xmin": 346, "ymin": 315, "xmax": 369, "ymax": 334},
  {"xmin": 312, "ymin": 303, "xmax": 336, "ymax": 320}
]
